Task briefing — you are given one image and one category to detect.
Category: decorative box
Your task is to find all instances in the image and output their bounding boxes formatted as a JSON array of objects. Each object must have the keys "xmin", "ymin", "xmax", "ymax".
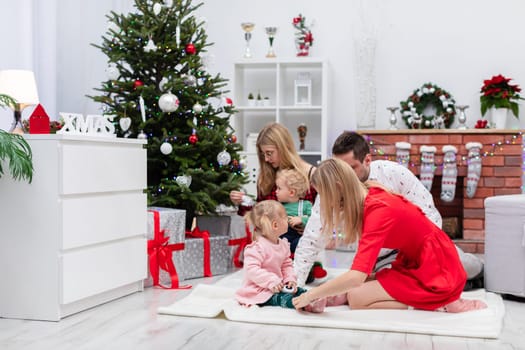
[
  {"xmin": 227, "ymin": 214, "xmax": 251, "ymax": 268},
  {"xmin": 182, "ymin": 235, "xmax": 230, "ymax": 279},
  {"xmin": 145, "ymin": 207, "xmax": 187, "ymax": 288},
  {"xmin": 196, "ymin": 215, "xmax": 231, "ymax": 236}
]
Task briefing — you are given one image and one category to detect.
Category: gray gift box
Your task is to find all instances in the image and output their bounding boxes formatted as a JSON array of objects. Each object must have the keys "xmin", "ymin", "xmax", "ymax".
[
  {"xmin": 196, "ymin": 215, "xmax": 231, "ymax": 236},
  {"xmin": 144, "ymin": 207, "xmax": 187, "ymax": 288},
  {"xmin": 182, "ymin": 235, "xmax": 230, "ymax": 279}
]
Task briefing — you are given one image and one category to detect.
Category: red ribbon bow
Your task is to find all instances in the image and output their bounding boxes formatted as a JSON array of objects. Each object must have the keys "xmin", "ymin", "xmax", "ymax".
[
  {"xmin": 186, "ymin": 226, "xmax": 213, "ymax": 277},
  {"xmin": 228, "ymin": 222, "xmax": 253, "ymax": 268},
  {"xmin": 147, "ymin": 210, "xmax": 191, "ymax": 289}
]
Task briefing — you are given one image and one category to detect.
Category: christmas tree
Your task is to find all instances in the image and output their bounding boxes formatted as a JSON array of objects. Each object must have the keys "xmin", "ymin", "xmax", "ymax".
[{"xmin": 91, "ymin": 0, "xmax": 248, "ymax": 227}]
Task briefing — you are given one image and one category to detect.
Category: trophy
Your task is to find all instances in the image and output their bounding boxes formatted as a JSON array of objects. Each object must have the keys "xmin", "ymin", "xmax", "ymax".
[
  {"xmin": 241, "ymin": 22, "xmax": 255, "ymax": 58},
  {"xmin": 265, "ymin": 27, "xmax": 278, "ymax": 58}
]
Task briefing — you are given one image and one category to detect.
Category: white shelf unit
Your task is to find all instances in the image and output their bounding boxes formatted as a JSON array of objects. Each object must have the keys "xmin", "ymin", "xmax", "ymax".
[
  {"xmin": 0, "ymin": 134, "xmax": 147, "ymax": 321},
  {"xmin": 232, "ymin": 58, "xmax": 328, "ymax": 195}
]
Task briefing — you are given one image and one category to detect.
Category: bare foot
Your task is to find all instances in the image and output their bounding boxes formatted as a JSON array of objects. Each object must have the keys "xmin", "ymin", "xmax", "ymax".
[
  {"xmin": 303, "ymin": 298, "xmax": 326, "ymax": 313},
  {"xmin": 436, "ymin": 298, "xmax": 487, "ymax": 313}
]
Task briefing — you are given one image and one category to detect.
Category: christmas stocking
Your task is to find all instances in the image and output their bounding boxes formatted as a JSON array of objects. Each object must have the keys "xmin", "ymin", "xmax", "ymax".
[
  {"xmin": 419, "ymin": 145, "xmax": 437, "ymax": 192},
  {"xmin": 395, "ymin": 141, "xmax": 411, "ymax": 168},
  {"xmin": 466, "ymin": 142, "xmax": 483, "ymax": 198},
  {"xmin": 440, "ymin": 145, "xmax": 458, "ymax": 202}
]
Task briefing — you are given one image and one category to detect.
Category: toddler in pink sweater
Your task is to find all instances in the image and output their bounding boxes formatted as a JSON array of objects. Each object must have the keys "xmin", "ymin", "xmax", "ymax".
[{"xmin": 235, "ymin": 200, "xmax": 325, "ymax": 312}]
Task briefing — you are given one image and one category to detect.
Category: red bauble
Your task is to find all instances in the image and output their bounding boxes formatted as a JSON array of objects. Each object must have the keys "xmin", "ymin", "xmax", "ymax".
[
  {"xmin": 231, "ymin": 134, "xmax": 237, "ymax": 143},
  {"xmin": 133, "ymin": 79, "xmax": 144, "ymax": 89},
  {"xmin": 189, "ymin": 134, "xmax": 198, "ymax": 144},
  {"xmin": 185, "ymin": 43, "xmax": 196, "ymax": 55}
]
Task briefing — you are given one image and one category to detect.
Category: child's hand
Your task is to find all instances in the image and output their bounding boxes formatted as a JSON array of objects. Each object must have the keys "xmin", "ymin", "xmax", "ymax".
[
  {"xmin": 271, "ymin": 282, "xmax": 284, "ymax": 293},
  {"xmin": 288, "ymin": 216, "xmax": 303, "ymax": 228}
]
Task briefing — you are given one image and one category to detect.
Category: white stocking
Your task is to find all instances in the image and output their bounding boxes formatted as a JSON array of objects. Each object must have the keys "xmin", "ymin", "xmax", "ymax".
[
  {"xmin": 419, "ymin": 145, "xmax": 437, "ymax": 192},
  {"xmin": 395, "ymin": 141, "xmax": 411, "ymax": 168},
  {"xmin": 466, "ymin": 142, "xmax": 482, "ymax": 199},
  {"xmin": 440, "ymin": 145, "xmax": 458, "ymax": 202}
]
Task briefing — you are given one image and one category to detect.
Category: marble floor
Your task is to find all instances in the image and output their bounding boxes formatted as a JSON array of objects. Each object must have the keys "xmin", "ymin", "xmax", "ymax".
[{"xmin": 1, "ymin": 250, "xmax": 524, "ymax": 350}]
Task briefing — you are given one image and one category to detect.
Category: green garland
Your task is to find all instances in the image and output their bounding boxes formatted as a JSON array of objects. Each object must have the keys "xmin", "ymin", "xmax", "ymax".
[{"xmin": 400, "ymin": 83, "xmax": 456, "ymax": 129}]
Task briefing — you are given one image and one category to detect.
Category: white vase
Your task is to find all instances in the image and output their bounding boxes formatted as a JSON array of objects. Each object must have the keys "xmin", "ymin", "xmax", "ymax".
[{"xmin": 490, "ymin": 107, "xmax": 509, "ymax": 129}]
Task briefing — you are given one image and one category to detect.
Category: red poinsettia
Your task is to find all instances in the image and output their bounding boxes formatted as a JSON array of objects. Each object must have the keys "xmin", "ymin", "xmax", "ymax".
[{"xmin": 480, "ymin": 74, "xmax": 523, "ymax": 118}]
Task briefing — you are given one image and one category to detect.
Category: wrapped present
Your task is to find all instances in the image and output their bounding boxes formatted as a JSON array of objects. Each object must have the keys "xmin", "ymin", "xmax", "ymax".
[
  {"xmin": 195, "ymin": 215, "xmax": 231, "ymax": 236},
  {"xmin": 145, "ymin": 208, "xmax": 191, "ymax": 289},
  {"xmin": 183, "ymin": 227, "xmax": 230, "ymax": 279},
  {"xmin": 227, "ymin": 214, "xmax": 252, "ymax": 268}
]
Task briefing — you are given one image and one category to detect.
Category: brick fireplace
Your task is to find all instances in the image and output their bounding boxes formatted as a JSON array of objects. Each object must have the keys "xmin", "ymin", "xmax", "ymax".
[{"xmin": 359, "ymin": 129, "xmax": 523, "ymax": 253}]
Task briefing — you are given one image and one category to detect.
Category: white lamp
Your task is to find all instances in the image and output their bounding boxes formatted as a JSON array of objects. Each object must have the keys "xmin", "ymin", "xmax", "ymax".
[{"xmin": 0, "ymin": 70, "xmax": 39, "ymax": 134}]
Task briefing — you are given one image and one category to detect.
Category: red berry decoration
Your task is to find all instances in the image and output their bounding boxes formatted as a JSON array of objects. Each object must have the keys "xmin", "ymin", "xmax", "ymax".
[
  {"xmin": 189, "ymin": 134, "xmax": 198, "ymax": 144},
  {"xmin": 185, "ymin": 43, "xmax": 196, "ymax": 55},
  {"xmin": 133, "ymin": 79, "xmax": 144, "ymax": 89}
]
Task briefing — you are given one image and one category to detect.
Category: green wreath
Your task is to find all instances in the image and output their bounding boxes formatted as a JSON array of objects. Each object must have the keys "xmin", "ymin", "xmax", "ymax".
[{"xmin": 400, "ymin": 83, "xmax": 456, "ymax": 129}]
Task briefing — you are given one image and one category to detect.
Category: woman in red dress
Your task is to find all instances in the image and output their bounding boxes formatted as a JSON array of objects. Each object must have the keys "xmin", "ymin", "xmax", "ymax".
[{"xmin": 292, "ymin": 158, "xmax": 486, "ymax": 312}]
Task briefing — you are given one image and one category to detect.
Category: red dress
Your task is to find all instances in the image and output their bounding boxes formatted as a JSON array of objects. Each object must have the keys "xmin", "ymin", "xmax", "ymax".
[{"xmin": 351, "ymin": 187, "xmax": 466, "ymax": 310}]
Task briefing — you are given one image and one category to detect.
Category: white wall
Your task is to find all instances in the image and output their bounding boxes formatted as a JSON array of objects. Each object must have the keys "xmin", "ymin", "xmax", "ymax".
[{"xmin": 1, "ymin": 0, "xmax": 524, "ymax": 147}]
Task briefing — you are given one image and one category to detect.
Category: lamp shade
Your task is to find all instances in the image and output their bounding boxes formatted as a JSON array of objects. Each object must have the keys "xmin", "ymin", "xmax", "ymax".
[{"xmin": 0, "ymin": 70, "xmax": 39, "ymax": 108}]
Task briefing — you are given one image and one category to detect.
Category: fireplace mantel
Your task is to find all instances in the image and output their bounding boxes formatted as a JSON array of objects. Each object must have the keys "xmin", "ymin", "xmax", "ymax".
[{"xmin": 358, "ymin": 129, "xmax": 524, "ymax": 253}]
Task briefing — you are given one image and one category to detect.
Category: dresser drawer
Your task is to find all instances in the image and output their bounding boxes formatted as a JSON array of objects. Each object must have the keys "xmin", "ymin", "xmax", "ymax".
[
  {"xmin": 59, "ymin": 142, "xmax": 146, "ymax": 195},
  {"xmin": 61, "ymin": 192, "xmax": 147, "ymax": 249},
  {"xmin": 60, "ymin": 237, "xmax": 147, "ymax": 305}
]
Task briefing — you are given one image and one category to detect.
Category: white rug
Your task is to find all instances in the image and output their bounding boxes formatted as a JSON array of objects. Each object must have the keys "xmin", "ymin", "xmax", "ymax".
[{"xmin": 158, "ymin": 268, "xmax": 505, "ymax": 339}]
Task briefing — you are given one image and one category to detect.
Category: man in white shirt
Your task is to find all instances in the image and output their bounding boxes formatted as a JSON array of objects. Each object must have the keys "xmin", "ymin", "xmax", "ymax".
[{"xmin": 294, "ymin": 131, "xmax": 484, "ymax": 289}]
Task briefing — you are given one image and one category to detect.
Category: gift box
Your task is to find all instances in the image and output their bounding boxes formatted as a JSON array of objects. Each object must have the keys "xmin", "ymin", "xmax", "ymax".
[
  {"xmin": 182, "ymin": 233, "xmax": 230, "ymax": 279},
  {"xmin": 195, "ymin": 215, "xmax": 231, "ymax": 236},
  {"xmin": 145, "ymin": 207, "xmax": 190, "ymax": 289},
  {"xmin": 227, "ymin": 214, "xmax": 251, "ymax": 268}
]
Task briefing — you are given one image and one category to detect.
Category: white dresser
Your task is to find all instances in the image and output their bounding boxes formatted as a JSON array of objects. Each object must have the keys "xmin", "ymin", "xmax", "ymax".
[{"xmin": 0, "ymin": 135, "xmax": 147, "ymax": 321}]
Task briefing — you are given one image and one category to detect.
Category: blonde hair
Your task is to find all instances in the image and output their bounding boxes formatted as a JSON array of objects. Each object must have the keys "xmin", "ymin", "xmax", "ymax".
[
  {"xmin": 245, "ymin": 200, "xmax": 285, "ymax": 240},
  {"xmin": 276, "ymin": 168, "xmax": 309, "ymax": 198},
  {"xmin": 311, "ymin": 158, "xmax": 368, "ymax": 244},
  {"xmin": 256, "ymin": 122, "xmax": 305, "ymax": 196}
]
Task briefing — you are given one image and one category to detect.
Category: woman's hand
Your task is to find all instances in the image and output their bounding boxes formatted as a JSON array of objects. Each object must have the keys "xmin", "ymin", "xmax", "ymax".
[
  {"xmin": 292, "ymin": 291, "xmax": 312, "ymax": 309},
  {"xmin": 230, "ymin": 190, "xmax": 245, "ymax": 206}
]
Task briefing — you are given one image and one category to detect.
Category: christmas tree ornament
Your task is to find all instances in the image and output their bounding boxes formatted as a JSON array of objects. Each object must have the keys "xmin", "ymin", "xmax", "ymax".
[
  {"xmin": 159, "ymin": 77, "xmax": 169, "ymax": 91},
  {"xmin": 188, "ymin": 133, "xmax": 198, "ymax": 144},
  {"xmin": 119, "ymin": 117, "xmax": 132, "ymax": 132},
  {"xmin": 466, "ymin": 142, "xmax": 482, "ymax": 198},
  {"xmin": 153, "ymin": 3, "xmax": 162, "ymax": 16},
  {"xmin": 395, "ymin": 141, "xmax": 411, "ymax": 168},
  {"xmin": 192, "ymin": 103, "xmax": 203, "ymax": 113},
  {"xmin": 133, "ymin": 79, "xmax": 144, "ymax": 89},
  {"xmin": 440, "ymin": 145, "xmax": 458, "ymax": 202},
  {"xmin": 160, "ymin": 141, "xmax": 173, "ymax": 155},
  {"xmin": 182, "ymin": 74, "xmax": 197, "ymax": 86},
  {"xmin": 222, "ymin": 96, "xmax": 233, "ymax": 106},
  {"xmin": 137, "ymin": 130, "xmax": 148, "ymax": 139},
  {"xmin": 139, "ymin": 95, "xmax": 146, "ymax": 122},
  {"xmin": 239, "ymin": 158, "xmax": 247, "ymax": 169},
  {"xmin": 419, "ymin": 145, "xmax": 437, "ymax": 192},
  {"xmin": 144, "ymin": 37, "xmax": 157, "ymax": 52},
  {"xmin": 106, "ymin": 63, "xmax": 119, "ymax": 80},
  {"xmin": 231, "ymin": 134, "xmax": 237, "ymax": 143},
  {"xmin": 185, "ymin": 43, "xmax": 196, "ymax": 55},
  {"xmin": 232, "ymin": 159, "xmax": 239, "ymax": 167},
  {"xmin": 217, "ymin": 150, "xmax": 232, "ymax": 166},
  {"xmin": 176, "ymin": 175, "xmax": 192, "ymax": 188},
  {"xmin": 164, "ymin": 0, "xmax": 173, "ymax": 7},
  {"xmin": 158, "ymin": 92, "xmax": 180, "ymax": 112}
]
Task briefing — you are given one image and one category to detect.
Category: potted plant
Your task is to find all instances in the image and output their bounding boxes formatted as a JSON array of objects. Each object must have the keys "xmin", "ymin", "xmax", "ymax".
[
  {"xmin": 0, "ymin": 94, "xmax": 33, "ymax": 182},
  {"xmin": 480, "ymin": 74, "xmax": 524, "ymax": 128},
  {"xmin": 256, "ymin": 91, "xmax": 262, "ymax": 106},
  {"xmin": 247, "ymin": 92, "xmax": 255, "ymax": 107}
]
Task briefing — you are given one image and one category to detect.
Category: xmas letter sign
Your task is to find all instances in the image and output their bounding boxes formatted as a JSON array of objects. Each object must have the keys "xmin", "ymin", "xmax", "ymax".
[{"xmin": 57, "ymin": 113, "xmax": 116, "ymax": 137}]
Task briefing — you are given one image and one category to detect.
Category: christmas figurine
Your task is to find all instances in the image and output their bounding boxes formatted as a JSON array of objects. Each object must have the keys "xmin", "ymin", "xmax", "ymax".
[
  {"xmin": 419, "ymin": 145, "xmax": 437, "ymax": 192},
  {"xmin": 440, "ymin": 145, "xmax": 458, "ymax": 202},
  {"xmin": 395, "ymin": 141, "xmax": 411, "ymax": 168},
  {"xmin": 466, "ymin": 142, "xmax": 483, "ymax": 198},
  {"xmin": 297, "ymin": 123, "xmax": 307, "ymax": 151}
]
